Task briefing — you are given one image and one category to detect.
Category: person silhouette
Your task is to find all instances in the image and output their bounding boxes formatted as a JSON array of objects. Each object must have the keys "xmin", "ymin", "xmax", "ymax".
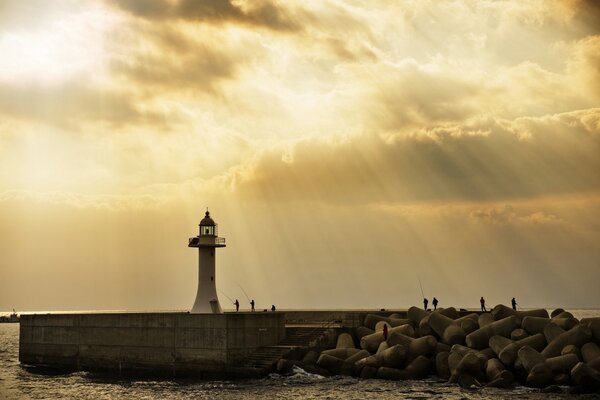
[
  {"xmin": 250, "ymin": 299, "xmax": 255, "ymax": 312},
  {"xmin": 234, "ymin": 299, "xmax": 239, "ymax": 312},
  {"xmin": 271, "ymin": 304, "xmax": 276, "ymax": 312},
  {"xmin": 511, "ymin": 297, "xmax": 517, "ymax": 311},
  {"xmin": 423, "ymin": 298, "xmax": 429, "ymax": 310},
  {"xmin": 432, "ymin": 297, "xmax": 438, "ymax": 310},
  {"xmin": 480, "ymin": 296, "xmax": 486, "ymax": 312}
]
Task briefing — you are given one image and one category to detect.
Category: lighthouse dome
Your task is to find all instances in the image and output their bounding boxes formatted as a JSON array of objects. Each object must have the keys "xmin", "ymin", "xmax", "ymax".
[{"xmin": 200, "ymin": 210, "xmax": 216, "ymax": 226}]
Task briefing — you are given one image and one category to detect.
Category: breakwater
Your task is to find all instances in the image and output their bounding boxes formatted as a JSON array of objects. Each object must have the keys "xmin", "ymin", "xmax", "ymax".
[
  {"xmin": 276, "ymin": 305, "xmax": 600, "ymax": 393},
  {"xmin": 19, "ymin": 312, "xmax": 285, "ymax": 378}
]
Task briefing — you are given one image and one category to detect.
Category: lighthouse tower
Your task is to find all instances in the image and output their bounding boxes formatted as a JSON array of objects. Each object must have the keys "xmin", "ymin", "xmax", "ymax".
[{"xmin": 188, "ymin": 210, "xmax": 226, "ymax": 313}]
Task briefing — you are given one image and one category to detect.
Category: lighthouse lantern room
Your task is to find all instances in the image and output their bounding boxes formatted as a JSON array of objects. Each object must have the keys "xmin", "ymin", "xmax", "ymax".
[{"xmin": 188, "ymin": 210, "xmax": 226, "ymax": 313}]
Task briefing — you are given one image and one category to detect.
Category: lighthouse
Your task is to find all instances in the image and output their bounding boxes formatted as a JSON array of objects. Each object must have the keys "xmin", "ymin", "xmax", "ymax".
[{"xmin": 188, "ymin": 210, "xmax": 226, "ymax": 313}]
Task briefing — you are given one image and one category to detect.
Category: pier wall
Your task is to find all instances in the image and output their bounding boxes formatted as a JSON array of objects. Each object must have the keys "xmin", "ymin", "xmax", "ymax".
[{"xmin": 19, "ymin": 312, "xmax": 285, "ymax": 377}]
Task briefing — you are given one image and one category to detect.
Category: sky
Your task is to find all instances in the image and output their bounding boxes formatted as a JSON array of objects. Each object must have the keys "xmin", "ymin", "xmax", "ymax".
[{"xmin": 0, "ymin": 0, "xmax": 599, "ymax": 312}]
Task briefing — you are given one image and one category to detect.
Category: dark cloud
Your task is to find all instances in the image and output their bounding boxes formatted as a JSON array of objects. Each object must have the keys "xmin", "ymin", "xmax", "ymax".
[
  {"xmin": 110, "ymin": 26, "xmax": 239, "ymax": 93},
  {"xmin": 106, "ymin": 0, "xmax": 301, "ymax": 31},
  {"xmin": 236, "ymin": 110, "xmax": 600, "ymax": 204},
  {"xmin": 0, "ymin": 81, "xmax": 173, "ymax": 129},
  {"xmin": 564, "ymin": 0, "xmax": 600, "ymax": 35}
]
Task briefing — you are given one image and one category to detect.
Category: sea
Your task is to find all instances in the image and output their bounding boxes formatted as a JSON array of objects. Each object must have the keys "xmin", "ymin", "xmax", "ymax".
[{"xmin": 1, "ymin": 309, "xmax": 599, "ymax": 399}]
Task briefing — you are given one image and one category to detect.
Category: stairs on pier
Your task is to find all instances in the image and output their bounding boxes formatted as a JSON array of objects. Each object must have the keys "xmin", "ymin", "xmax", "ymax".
[{"xmin": 239, "ymin": 326, "xmax": 332, "ymax": 376}]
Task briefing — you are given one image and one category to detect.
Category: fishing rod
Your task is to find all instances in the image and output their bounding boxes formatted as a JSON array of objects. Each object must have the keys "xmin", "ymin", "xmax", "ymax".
[
  {"xmin": 219, "ymin": 289, "xmax": 235, "ymax": 304},
  {"xmin": 237, "ymin": 283, "xmax": 251, "ymax": 303},
  {"xmin": 418, "ymin": 276, "xmax": 425, "ymax": 300}
]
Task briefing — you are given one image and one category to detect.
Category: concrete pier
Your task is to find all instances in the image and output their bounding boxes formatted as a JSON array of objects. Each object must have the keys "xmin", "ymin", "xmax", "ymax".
[{"xmin": 19, "ymin": 312, "xmax": 285, "ymax": 378}]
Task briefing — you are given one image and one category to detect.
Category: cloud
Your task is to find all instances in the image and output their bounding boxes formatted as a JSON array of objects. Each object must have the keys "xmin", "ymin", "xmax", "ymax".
[
  {"xmin": 469, "ymin": 205, "xmax": 563, "ymax": 226},
  {"xmin": 109, "ymin": 24, "xmax": 243, "ymax": 94},
  {"xmin": 233, "ymin": 109, "xmax": 600, "ymax": 204},
  {"xmin": 106, "ymin": 0, "xmax": 301, "ymax": 31},
  {"xmin": 0, "ymin": 80, "xmax": 174, "ymax": 129}
]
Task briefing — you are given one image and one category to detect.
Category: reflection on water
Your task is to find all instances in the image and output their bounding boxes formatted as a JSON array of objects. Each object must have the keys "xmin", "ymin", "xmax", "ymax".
[{"xmin": 2, "ymin": 310, "xmax": 599, "ymax": 399}]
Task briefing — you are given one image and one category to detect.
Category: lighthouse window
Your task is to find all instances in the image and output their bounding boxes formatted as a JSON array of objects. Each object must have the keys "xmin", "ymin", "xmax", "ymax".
[{"xmin": 202, "ymin": 226, "xmax": 215, "ymax": 236}]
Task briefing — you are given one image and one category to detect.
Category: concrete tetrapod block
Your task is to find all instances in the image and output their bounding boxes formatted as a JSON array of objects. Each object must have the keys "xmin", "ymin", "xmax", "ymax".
[
  {"xmin": 491, "ymin": 304, "xmax": 549, "ymax": 322},
  {"xmin": 571, "ymin": 362, "xmax": 600, "ymax": 391},
  {"xmin": 550, "ymin": 308, "xmax": 565, "ymax": 318},
  {"xmin": 388, "ymin": 318, "xmax": 412, "ymax": 328},
  {"xmin": 316, "ymin": 354, "xmax": 352, "ymax": 375},
  {"xmin": 375, "ymin": 321, "xmax": 391, "ymax": 332},
  {"xmin": 355, "ymin": 354, "xmax": 381, "ymax": 370},
  {"xmin": 553, "ymin": 373, "xmax": 570, "ymax": 386},
  {"xmin": 363, "ymin": 314, "xmax": 390, "ymax": 330},
  {"xmin": 322, "ymin": 348, "xmax": 362, "ymax": 360},
  {"xmin": 526, "ymin": 363, "xmax": 554, "ymax": 388},
  {"xmin": 344, "ymin": 349, "xmax": 370, "ymax": 365},
  {"xmin": 455, "ymin": 314, "xmax": 480, "ymax": 334},
  {"xmin": 546, "ymin": 353, "xmax": 580, "ymax": 374},
  {"xmin": 418, "ymin": 315, "xmax": 433, "ymax": 337},
  {"xmin": 355, "ymin": 326, "xmax": 374, "ymax": 341},
  {"xmin": 360, "ymin": 365, "xmax": 378, "ymax": 379},
  {"xmin": 449, "ymin": 353, "xmax": 482, "ymax": 383},
  {"xmin": 485, "ymin": 358, "xmax": 514, "ymax": 388},
  {"xmin": 377, "ymin": 366, "xmax": 403, "ymax": 380},
  {"xmin": 551, "ymin": 317, "xmax": 579, "ymax": 331},
  {"xmin": 436, "ymin": 351, "xmax": 451, "ymax": 380},
  {"xmin": 377, "ymin": 344, "xmax": 407, "ymax": 368},
  {"xmin": 561, "ymin": 344, "xmax": 582, "ymax": 361},
  {"xmin": 301, "ymin": 350, "xmax": 320, "ymax": 365},
  {"xmin": 428, "ymin": 312, "xmax": 467, "ymax": 346},
  {"xmin": 489, "ymin": 335, "xmax": 513, "ymax": 357},
  {"xmin": 542, "ymin": 324, "xmax": 592, "ymax": 358},
  {"xmin": 400, "ymin": 355, "xmax": 432, "ymax": 380},
  {"xmin": 336, "ymin": 332, "xmax": 356, "ymax": 349},
  {"xmin": 437, "ymin": 307, "xmax": 460, "ymax": 320},
  {"xmin": 386, "ymin": 332, "xmax": 437, "ymax": 362},
  {"xmin": 360, "ymin": 324, "xmax": 413, "ymax": 354},
  {"xmin": 447, "ymin": 351, "xmax": 462, "ymax": 377},
  {"xmin": 522, "ymin": 316, "xmax": 552, "ymax": 335},
  {"xmin": 457, "ymin": 374, "xmax": 481, "ymax": 389},
  {"xmin": 511, "ymin": 328, "xmax": 528, "ymax": 341},
  {"xmin": 582, "ymin": 342, "xmax": 600, "ymax": 363},
  {"xmin": 407, "ymin": 306, "xmax": 429, "ymax": 326},
  {"xmin": 435, "ymin": 342, "xmax": 450, "ymax": 354},
  {"xmin": 477, "ymin": 348, "xmax": 496, "ymax": 362},
  {"xmin": 552, "ymin": 311, "xmax": 575, "ymax": 320},
  {"xmin": 465, "ymin": 315, "xmax": 520, "ymax": 350},
  {"xmin": 543, "ymin": 323, "xmax": 565, "ymax": 344},
  {"xmin": 376, "ymin": 341, "xmax": 389, "ymax": 354},
  {"xmin": 581, "ymin": 318, "xmax": 600, "ymax": 344},
  {"xmin": 499, "ymin": 333, "xmax": 547, "ymax": 366},
  {"xmin": 526, "ymin": 354, "xmax": 580, "ymax": 389},
  {"xmin": 450, "ymin": 344, "xmax": 475, "ymax": 358},
  {"xmin": 478, "ymin": 313, "xmax": 494, "ymax": 328},
  {"xmin": 378, "ymin": 356, "xmax": 432, "ymax": 381},
  {"xmin": 589, "ymin": 357, "xmax": 600, "ymax": 372},
  {"xmin": 518, "ymin": 346, "xmax": 546, "ymax": 373}
]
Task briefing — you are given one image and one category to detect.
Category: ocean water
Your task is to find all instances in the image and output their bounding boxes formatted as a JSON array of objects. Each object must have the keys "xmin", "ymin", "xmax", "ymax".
[{"xmin": 1, "ymin": 310, "xmax": 599, "ymax": 399}]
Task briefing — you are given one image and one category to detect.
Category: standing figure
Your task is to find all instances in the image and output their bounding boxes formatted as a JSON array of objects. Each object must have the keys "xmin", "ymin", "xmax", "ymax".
[
  {"xmin": 271, "ymin": 304, "xmax": 276, "ymax": 312},
  {"xmin": 423, "ymin": 298, "xmax": 429, "ymax": 310},
  {"xmin": 432, "ymin": 297, "xmax": 438, "ymax": 310},
  {"xmin": 480, "ymin": 296, "xmax": 486, "ymax": 312},
  {"xmin": 250, "ymin": 299, "xmax": 255, "ymax": 312},
  {"xmin": 235, "ymin": 299, "xmax": 239, "ymax": 312},
  {"xmin": 383, "ymin": 324, "xmax": 388, "ymax": 340},
  {"xmin": 511, "ymin": 297, "xmax": 517, "ymax": 311}
]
